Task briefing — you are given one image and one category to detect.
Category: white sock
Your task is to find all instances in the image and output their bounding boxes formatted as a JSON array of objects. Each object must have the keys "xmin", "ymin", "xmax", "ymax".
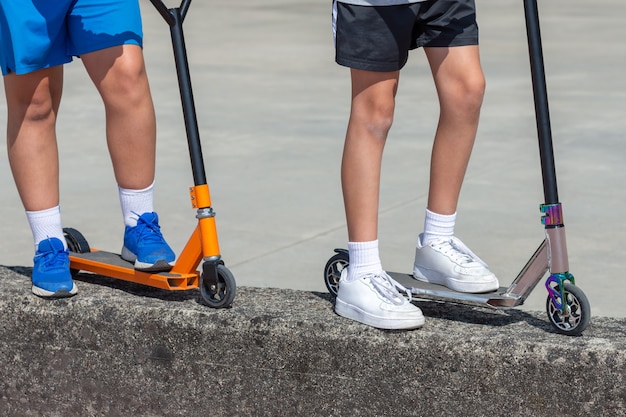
[
  {"xmin": 118, "ymin": 182, "xmax": 155, "ymax": 227},
  {"xmin": 346, "ymin": 240, "xmax": 383, "ymax": 282},
  {"xmin": 421, "ymin": 209, "xmax": 456, "ymax": 246},
  {"xmin": 26, "ymin": 206, "xmax": 67, "ymax": 252}
]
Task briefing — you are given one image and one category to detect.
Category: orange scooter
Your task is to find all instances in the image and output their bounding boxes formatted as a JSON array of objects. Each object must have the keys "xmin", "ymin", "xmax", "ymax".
[{"xmin": 63, "ymin": 0, "xmax": 235, "ymax": 308}]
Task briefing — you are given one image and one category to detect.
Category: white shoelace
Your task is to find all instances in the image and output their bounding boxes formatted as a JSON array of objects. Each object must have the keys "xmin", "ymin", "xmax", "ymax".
[
  {"xmin": 430, "ymin": 236, "xmax": 488, "ymax": 267},
  {"xmin": 367, "ymin": 272, "xmax": 413, "ymax": 305}
]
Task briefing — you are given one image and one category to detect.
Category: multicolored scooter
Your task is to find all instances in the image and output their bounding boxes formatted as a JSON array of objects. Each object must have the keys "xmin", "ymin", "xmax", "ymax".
[{"xmin": 323, "ymin": 0, "xmax": 591, "ymax": 335}]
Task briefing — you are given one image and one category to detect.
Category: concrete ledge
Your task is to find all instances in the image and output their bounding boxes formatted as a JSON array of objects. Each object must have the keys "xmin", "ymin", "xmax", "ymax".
[{"xmin": 1, "ymin": 265, "xmax": 624, "ymax": 416}]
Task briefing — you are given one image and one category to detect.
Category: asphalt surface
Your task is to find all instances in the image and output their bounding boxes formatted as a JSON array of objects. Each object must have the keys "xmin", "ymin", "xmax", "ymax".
[{"xmin": 1, "ymin": 0, "xmax": 625, "ymax": 317}]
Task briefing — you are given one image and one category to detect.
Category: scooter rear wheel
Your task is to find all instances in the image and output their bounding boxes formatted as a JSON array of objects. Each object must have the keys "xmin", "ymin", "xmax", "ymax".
[
  {"xmin": 324, "ymin": 251, "xmax": 349, "ymax": 297},
  {"xmin": 546, "ymin": 283, "xmax": 590, "ymax": 336},
  {"xmin": 63, "ymin": 227, "xmax": 91, "ymax": 277}
]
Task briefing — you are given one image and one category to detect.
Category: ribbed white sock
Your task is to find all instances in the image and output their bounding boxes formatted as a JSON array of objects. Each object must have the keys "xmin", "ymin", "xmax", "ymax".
[
  {"xmin": 346, "ymin": 240, "xmax": 383, "ymax": 282},
  {"xmin": 26, "ymin": 206, "xmax": 67, "ymax": 252},
  {"xmin": 118, "ymin": 182, "xmax": 155, "ymax": 227},
  {"xmin": 421, "ymin": 209, "xmax": 456, "ymax": 246}
]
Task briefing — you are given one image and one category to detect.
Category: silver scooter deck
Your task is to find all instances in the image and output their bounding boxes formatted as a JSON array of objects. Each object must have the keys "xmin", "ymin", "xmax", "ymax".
[
  {"xmin": 388, "ymin": 272, "xmax": 526, "ymax": 309},
  {"xmin": 387, "ymin": 239, "xmax": 551, "ymax": 309}
]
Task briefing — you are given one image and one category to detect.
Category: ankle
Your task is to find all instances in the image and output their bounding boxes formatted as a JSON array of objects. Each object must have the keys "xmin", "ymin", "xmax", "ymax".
[
  {"xmin": 346, "ymin": 240, "xmax": 382, "ymax": 281},
  {"xmin": 422, "ymin": 209, "xmax": 456, "ymax": 246}
]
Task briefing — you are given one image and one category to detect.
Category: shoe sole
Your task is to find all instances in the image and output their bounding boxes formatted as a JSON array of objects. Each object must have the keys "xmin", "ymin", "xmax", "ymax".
[
  {"xmin": 121, "ymin": 247, "xmax": 174, "ymax": 272},
  {"xmin": 32, "ymin": 283, "xmax": 78, "ymax": 298},
  {"xmin": 335, "ymin": 298, "xmax": 425, "ymax": 330},
  {"xmin": 134, "ymin": 259, "xmax": 174, "ymax": 272},
  {"xmin": 413, "ymin": 266, "xmax": 498, "ymax": 293}
]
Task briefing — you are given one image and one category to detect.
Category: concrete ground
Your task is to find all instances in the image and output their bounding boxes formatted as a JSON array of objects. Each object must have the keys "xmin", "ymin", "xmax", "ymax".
[{"xmin": 1, "ymin": 0, "xmax": 625, "ymax": 317}]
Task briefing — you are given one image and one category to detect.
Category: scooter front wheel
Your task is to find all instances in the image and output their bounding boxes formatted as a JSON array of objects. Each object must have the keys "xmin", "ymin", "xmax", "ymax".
[
  {"xmin": 546, "ymin": 283, "xmax": 590, "ymax": 336},
  {"xmin": 199, "ymin": 263, "xmax": 236, "ymax": 308}
]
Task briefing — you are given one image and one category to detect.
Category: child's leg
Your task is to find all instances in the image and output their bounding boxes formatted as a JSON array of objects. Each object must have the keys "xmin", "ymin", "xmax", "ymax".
[
  {"xmin": 5, "ymin": 67, "xmax": 77, "ymax": 297},
  {"xmin": 333, "ymin": 3, "xmax": 424, "ymax": 329},
  {"xmin": 4, "ymin": 68, "xmax": 63, "ymax": 212},
  {"xmin": 81, "ymin": 44, "xmax": 156, "ymax": 191},
  {"xmin": 342, "ymin": 69, "xmax": 399, "ymax": 243},
  {"xmin": 335, "ymin": 68, "xmax": 423, "ymax": 330},
  {"xmin": 81, "ymin": 45, "xmax": 174, "ymax": 271},
  {"xmin": 412, "ymin": 45, "xmax": 498, "ymax": 293},
  {"xmin": 5, "ymin": 68, "xmax": 67, "ymax": 247},
  {"xmin": 424, "ymin": 45, "xmax": 485, "ymax": 216},
  {"xmin": 342, "ymin": 69, "xmax": 398, "ymax": 280}
]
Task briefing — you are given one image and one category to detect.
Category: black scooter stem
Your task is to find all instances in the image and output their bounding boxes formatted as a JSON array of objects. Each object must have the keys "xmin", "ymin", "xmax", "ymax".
[
  {"xmin": 524, "ymin": 0, "xmax": 559, "ymax": 205},
  {"xmin": 150, "ymin": 0, "xmax": 207, "ymax": 186}
]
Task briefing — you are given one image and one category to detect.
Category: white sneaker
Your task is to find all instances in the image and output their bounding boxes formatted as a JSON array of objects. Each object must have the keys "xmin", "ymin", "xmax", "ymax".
[
  {"xmin": 335, "ymin": 269, "xmax": 425, "ymax": 330},
  {"xmin": 413, "ymin": 234, "xmax": 499, "ymax": 293}
]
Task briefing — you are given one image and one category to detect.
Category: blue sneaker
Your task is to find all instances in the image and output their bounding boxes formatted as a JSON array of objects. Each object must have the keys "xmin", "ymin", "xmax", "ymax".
[
  {"xmin": 32, "ymin": 238, "xmax": 78, "ymax": 298},
  {"xmin": 121, "ymin": 212, "xmax": 175, "ymax": 272}
]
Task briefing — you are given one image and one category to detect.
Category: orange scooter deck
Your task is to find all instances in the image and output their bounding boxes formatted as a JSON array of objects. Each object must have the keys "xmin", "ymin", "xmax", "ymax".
[{"xmin": 69, "ymin": 250, "xmax": 199, "ymax": 291}]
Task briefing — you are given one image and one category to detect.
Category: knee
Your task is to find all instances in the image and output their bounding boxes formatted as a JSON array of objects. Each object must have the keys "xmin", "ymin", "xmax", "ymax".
[
  {"xmin": 451, "ymin": 74, "xmax": 486, "ymax": 113},
  {"xmin": 21, "ymin": 93, "xmax": 56, "ymax": 126},
  {"xmin": 467, "ymin": 73, "xmax": 486, "ymax": 108},
  {"xmin": 368, "ymin": 104, "xmax": 395, "ymax": 138},
  {"xmin": 111, "ymin": 62, "xmax": 148, "ymax": 101},
  {"xmin": 103, "ymin": 59, "xmax": 150, "ymax": 105},
  {"xmin": 353, "ymin": 100, "xmax": 396, "ymax": 140}
]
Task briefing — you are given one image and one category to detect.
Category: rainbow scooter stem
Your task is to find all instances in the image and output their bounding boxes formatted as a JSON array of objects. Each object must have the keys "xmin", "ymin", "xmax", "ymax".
[
  {"xmin": 527, "ymin": 0, "xmax": 574, "ymax": 317},
  {"xmin": 541, "ymin": 203, "xmax": 573, "ymax": 313}
]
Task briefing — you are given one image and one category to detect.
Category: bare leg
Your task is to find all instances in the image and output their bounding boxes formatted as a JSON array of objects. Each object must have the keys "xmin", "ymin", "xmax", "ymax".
[
  {"xmin": 82, "ymin": 44, "xmax": 174, "ymax": 271},
  {"xmin": 5, "ymin": 67, "xmax": 63, "ymax": 211},
  {"xmin": 81, "ymin": 44, "xmax": 156, "ymax": 190},
  {"xmin": 5, "ymin": 67, "xmax": 78, "ymax": 296},
  {"xmin": 424, "ymin": 45, "xmax": 485, "ymax": 215},
  {"xmin": 336, "ymin": 70, "xmax": 424, "ymax": 330},
  {"xmin": 342, "ymin": 69, "xmax": 400, "ymax": 242},
  {"xmin": 412, "ymin": 45, "xmax": 498, "ymax": 294}
]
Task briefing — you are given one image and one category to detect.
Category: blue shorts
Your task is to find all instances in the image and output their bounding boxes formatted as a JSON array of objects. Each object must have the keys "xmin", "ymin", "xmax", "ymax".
[{"xmin": 0, "ymin": 0, "xmax": 143, "ymax": 75}]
